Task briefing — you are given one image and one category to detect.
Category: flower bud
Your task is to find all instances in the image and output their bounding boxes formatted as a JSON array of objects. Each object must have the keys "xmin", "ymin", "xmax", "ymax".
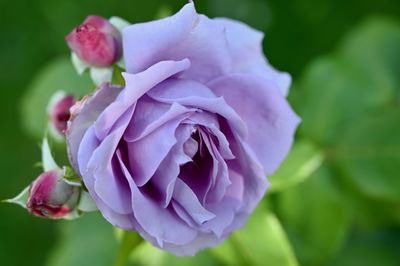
[
  {"xmin": 48, "ymin": 93, "xmax": 76, "ymax": 134},
  {"xmin": 27, "ymin": 170, "xmax": 79, "ymax": 219},
  {"xmin": 66, "ymin": 15, "xmax": 122, "ymax": 67}
]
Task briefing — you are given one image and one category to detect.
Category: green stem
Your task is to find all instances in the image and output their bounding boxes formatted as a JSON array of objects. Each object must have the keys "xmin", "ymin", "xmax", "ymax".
[
  {"xmin": 229, "ymin": 234, "xmax": 253, "ymax": 266},
  {"xmin": 113, "ymin": 231, "xmax": 142, "ymax": 266}
]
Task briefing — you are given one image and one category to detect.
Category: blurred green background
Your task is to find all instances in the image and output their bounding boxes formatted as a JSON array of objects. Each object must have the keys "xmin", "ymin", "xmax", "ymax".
[{"xmin": 1, "ymin": 0, "xmax": 399, "ymax": 265}]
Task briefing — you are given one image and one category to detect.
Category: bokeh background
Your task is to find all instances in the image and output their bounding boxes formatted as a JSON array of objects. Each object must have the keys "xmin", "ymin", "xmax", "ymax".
[{"xmin": 1, "ymin": 0, "xmax": 399, "ymax": 265}]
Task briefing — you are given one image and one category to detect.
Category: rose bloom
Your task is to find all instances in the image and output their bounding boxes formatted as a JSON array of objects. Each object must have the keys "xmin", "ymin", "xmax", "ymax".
[{"xmin": 67, "ymin": 3, "xmax": 299, "ymax": 255}]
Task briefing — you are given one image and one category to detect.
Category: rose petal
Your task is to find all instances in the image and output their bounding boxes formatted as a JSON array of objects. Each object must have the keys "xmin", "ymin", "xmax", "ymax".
[
  {"xmin": 147, "ymin": 78, "xmax": 247, "ymax": 138},
  {"xmin": 209, "ymin": 74, "xmax": 300, "ymax": 174},
  {"xmin": 126, "ymin": 112, "xmax": 192, "ymax": 187},
  {"xmin": 150, "ymin": 124, "xmax": 194, "ymax": 207},
  {"xmin": 179, "ymin": 143, "xmax": 214, "ymax": 204},
  {"xmin": 171, "ymin": 201, "xmax": 198, "ymax": 228},
  {"xmin": 184, "ymin": 112, "xmax": 235, "ymax": 160},
  {"xmin": 225, "ymin": 121, "xmax": 270, "ymax": 214},
  {"xmin": 123, "ymin": 2, "xmax": 231, "ymax": 83},
  {"xmin": 67, "ymin": 83, "xmax": 122, "ymax": 172},
  {"xmin": 124, "ymin": 101, "xmax": 198, "ymax": 142},
  {"xmin": 94, "ymin": 59, "xmax": 190, "ymax": 140},
  {"xmin": 183, "ymin": 136, "xmax": 198, "ymax": 159},
  {"xmin": 172, "ymin": 178, "xmax": 216, "ymax": 225},
  {"xmin": 162, "ymin": 233, "xmax": 225, "ymax": 256},
  {"xmin": 214, "ymin": 18, "xmax": 291, "ymax": 96},
  {"xmin": 199, "ymin": 129, "xmax": 232, "ymax": 204},
  {"xmin": 80, "ymin": 106, "xmax": 135, "ymax": 214},
  {"xmin": 202, "ymin": 197, "xmax": 238, "ymax": 238},
  {"xmin": 75, "ymin": 129, "xmax": 134, "ymax": 230},
  {"xmin": 116, "ymin": 151, "xmax": 197, "ymax": 247}
]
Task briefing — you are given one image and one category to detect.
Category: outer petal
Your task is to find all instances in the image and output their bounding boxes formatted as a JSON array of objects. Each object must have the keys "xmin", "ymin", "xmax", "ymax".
[
  {"xmin": 116, "ymin": 151, "xmax": 198, "ymax": 247},
  {"xmin": 75, "ymin": 128, "xmax": 135, "ymax": 230},
  {"xmin": 79, "ymin": 106, "xmax": 135, "ymax": 215},
  {"xmin": 162, "ymin": 232, "xmax": 226, "ymax": 256},
  {"xmin": 66, "ymin": 83, "xmax": 122, "ymax": 172},
  {"xmin": 221, "ymin": 117, "xmax": 269, "ymax": 221},
  {"xmin": 123, "ymin": 3, "xmax": 231, "ymax": 82},
  {"xmin": 214, "ymin": 18, "xmax": 291, "ymax": 96},
  {"xmin": 209, "ymin": 74, "xmax": 300, "ymax": 174}
]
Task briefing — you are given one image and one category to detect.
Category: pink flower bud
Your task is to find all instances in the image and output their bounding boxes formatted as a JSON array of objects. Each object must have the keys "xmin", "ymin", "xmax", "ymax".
[
  {"xmin": 27, "ymin": 171, "xmax": 79, "ymax": 219},
  {"xmin": 66, "ymin": 15, "xmax": 122, "ymax": 67},
  {"xmin": 49, "ymin": 94, "xmax": 76, "ymax": 134}
]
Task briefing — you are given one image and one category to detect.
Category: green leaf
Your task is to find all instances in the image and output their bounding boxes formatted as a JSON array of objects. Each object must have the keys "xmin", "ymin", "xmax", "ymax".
[
  {"xmin": 20, "ymin": 56, "xmax": 92, "ymax": 139},
  {"xmin": 339, "ymin": 17, "xmax": 400, "ymax": 99},
  {"xmin": 294, "ymin": 17, "xmax": 400, "ymax": 206},
  {"xmin": 345, "ymin": 192, "xmax": 400, "ymax": 228},
  {"xmin": 327, "ymin": 18, "xmax": 400, "ymax": 204},
  {"xmin": 269, "ymin": 140, "xmax": 323, "ymax": 192},
  {"xmin": 295, "ymin": 18, "xmax": 400, "ymax": 145},
  {"xmin": 296, "ymin": 55, "xmax": 393, "ymax": 145},
  {"xmin": 212, "ymin": 205, "xmax": 298, "ymax": 266},
  {"xmin": 46, "ymin": 212, "xmax": 118, "ymax": 266},
  {"xmin": 276, "ymin": 164, "xmax": 350, "ymax": 265},
  {"xmin": 333, "ymin": 106, "xmax": 400, "ymax": 203},
  {"xmin": 329, "ymin": 228, "xmax": 400, "ymax": 266}
]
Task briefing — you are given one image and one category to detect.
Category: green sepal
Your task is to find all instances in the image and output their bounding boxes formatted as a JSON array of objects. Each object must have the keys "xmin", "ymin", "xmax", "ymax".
[
  {"xmin": 42, "ymin": 137, "xmax": 61, "ymax": 172},
  {"xmin": 62, "ymin": 166, "xmax": 82, "ymax": 187},
  {"xmin": 2, "ymin": 186, "xmax": 30, "ymax": 209}
]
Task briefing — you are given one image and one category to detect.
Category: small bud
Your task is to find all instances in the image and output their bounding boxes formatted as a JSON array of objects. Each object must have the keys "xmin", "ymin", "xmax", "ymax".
[
  {"xmin": 66, "ymin": 15, "xmax": 122, "ymax": 67},
  {"xmin": 27, "ymin": 170, "xmax": 79, "ymax": 219},
  {"xmin": 48, "ymin": 92, "xmax": 76, "ymax": 135}
]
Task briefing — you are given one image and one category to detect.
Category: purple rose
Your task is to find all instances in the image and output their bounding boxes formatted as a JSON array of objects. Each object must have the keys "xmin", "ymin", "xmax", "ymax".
[
  {"xmin": 66, "ymin": 3, "xmax": 299, "ymax": 255},
  {"xmin": 27, "ymin": 170, "xmax": 79, "ymax": 219},
  {"xmin": 66, "ymin": 15, "xmax": 122, "ymax": 67}
]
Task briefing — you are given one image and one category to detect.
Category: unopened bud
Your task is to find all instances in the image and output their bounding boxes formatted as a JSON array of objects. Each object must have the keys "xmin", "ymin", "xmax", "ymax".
[
  {"xmin": 27, "ymin": 170, "xmax": 79, "ymax": 219},
  {"xmin": 66, "ymin": 15, "xmax": 122, "ymax": 67},
  {"xmin": 48, "ymin": 92, "xmax": 75, "ymax": 135}
]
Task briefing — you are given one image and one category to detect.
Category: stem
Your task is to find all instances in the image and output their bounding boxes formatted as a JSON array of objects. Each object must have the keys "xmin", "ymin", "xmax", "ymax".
[
  {"xmin": 229, "ymin": 234, "xmax": 253, "ymax": 266},
  {"xmin": 113, "ymin": 231, "xmax": 142, "ymax": 266}
]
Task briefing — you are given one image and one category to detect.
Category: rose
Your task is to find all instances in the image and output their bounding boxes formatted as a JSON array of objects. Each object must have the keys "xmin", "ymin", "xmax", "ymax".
[
  {"xmin": 66, "ymin": 3, "xmax": 299, "ymax": 255},
  {"xmin": 65, "ymin": 16, "xmax": 129, "ymax": 86},
  {"xmin": 27, "ymin": 170, "xmax": 80, "ymax": 219},
  {"xmin": 66, "ymin": 15, "xmax": 122, "ymax": 67}
]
